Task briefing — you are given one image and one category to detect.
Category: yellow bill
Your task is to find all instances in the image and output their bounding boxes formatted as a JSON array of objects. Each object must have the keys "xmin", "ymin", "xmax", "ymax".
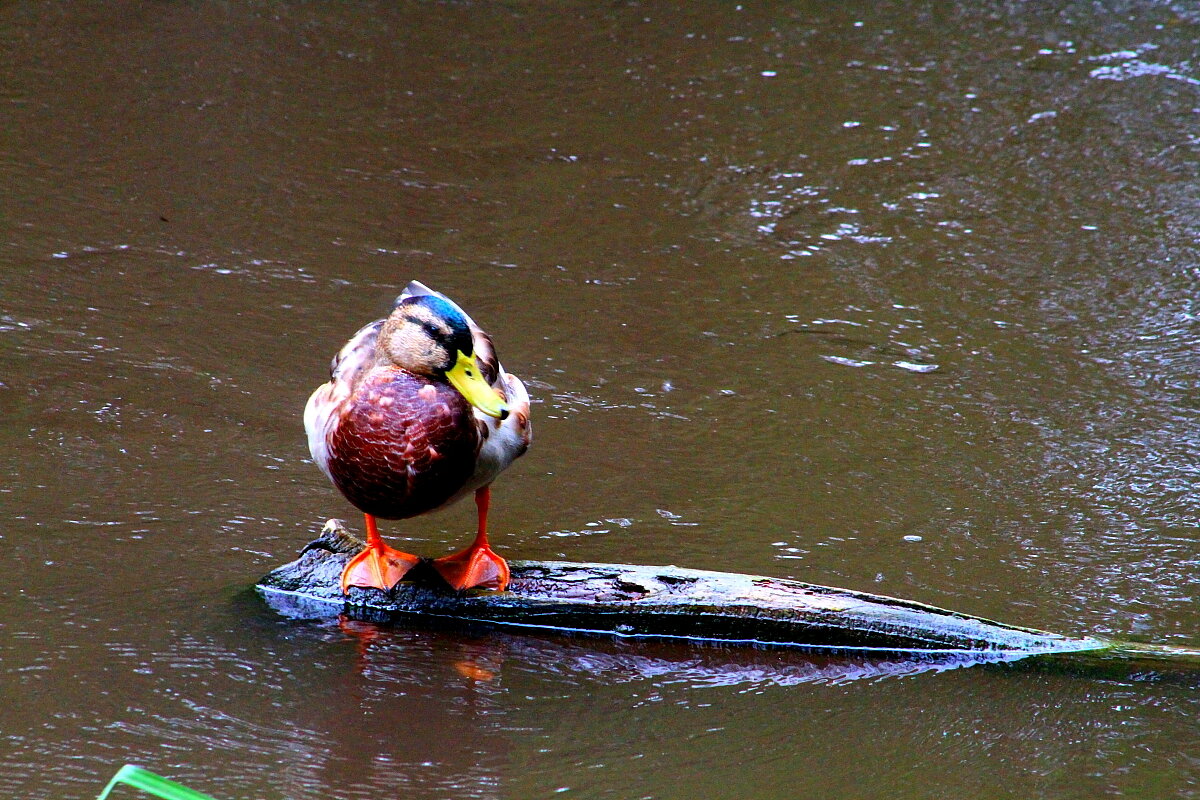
[{"xmin": 446, "ymin": 350, "xmax": 509, "ymax": 419}]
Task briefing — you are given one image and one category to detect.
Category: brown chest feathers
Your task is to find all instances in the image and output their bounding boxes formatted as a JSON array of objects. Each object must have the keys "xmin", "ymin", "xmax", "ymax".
[{"xmin": 326, "ymin": 368, "xmax": 480, "ymax": 519}]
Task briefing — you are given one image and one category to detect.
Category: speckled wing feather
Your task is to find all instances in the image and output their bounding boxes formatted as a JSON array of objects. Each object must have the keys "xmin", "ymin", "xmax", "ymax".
[
  {"xmin": 327, "ymin": 318, "xmax": 384, "ymax": 386},
  {"xmin": 304, "ymin": 319, "xmax": 385, "ymax": 484}
]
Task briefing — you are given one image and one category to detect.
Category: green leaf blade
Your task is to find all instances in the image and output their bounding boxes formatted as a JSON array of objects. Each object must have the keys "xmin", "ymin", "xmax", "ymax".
[{"xmin": 97, "ymin": 765, "xmax": 218, "ymax": 800}]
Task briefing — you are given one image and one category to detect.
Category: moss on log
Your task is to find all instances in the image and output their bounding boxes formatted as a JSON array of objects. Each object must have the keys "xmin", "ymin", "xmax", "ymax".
[{"xmin": 257, "ymin": 520, "xmax": 1199, "ymax": 673}]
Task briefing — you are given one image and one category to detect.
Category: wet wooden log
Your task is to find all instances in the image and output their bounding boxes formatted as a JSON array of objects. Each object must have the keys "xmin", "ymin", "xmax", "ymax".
[{"xmin": 257, "ymin": 520, "xmax": 1200, "ymax": 672}]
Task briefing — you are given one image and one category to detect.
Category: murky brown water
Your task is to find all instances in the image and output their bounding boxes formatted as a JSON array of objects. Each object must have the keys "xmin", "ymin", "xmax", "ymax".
[{"xmin": 3, "ymin": 1, "xmax": 1199, "ymax": 798}]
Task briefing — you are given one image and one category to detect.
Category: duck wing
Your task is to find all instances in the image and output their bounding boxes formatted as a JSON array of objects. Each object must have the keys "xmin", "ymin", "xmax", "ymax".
[
  {"xmin": 328, "ymin": 318, "xmax": 384, "ymax": 386},
  {"xmin": 304, "ymin": 318, "xmax": 384, "ymax": 482}
]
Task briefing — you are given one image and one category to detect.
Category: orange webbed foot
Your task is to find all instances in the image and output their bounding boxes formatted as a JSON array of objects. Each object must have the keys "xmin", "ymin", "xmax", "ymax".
[
  {"xmin": 432, "ymin": 542, "xmax": 510, "ymax": 592},
  {"xmin": 341, "ymin": 543, "xmax": 420, "ymax": 594}
]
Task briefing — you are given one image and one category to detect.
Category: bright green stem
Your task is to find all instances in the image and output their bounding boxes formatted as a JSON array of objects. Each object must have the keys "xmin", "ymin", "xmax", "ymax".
[{"xmin": 97, "ymin": 765, "xmax": 217, "ymax": 800}]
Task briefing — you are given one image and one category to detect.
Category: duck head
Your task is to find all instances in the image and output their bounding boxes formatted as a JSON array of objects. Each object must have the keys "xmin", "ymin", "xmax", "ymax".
[{"xmin": 380, "ymin": 295, "xmax": 509, "ymax": 419}]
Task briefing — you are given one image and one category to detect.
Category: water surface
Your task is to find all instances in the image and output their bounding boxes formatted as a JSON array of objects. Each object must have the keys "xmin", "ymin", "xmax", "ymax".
[{"xmin": 2, "ymin": 2, "xmax": 1198, "ymax": 798}]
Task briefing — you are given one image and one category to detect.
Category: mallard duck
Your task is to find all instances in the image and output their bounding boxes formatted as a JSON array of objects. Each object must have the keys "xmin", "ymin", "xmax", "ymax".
[{"xmin": 304, "ymin": 281, "xmax": 531, "ymax": 593}]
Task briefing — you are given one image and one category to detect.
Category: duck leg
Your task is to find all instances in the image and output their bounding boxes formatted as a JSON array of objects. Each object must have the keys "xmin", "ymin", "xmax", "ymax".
[
  {"xmin": 341, "ymin": 513, "xmax": 421, "ymax": 594},
  {"xmin": 432, "ymin": 486, "xmax": 510, "ymax": 591}
]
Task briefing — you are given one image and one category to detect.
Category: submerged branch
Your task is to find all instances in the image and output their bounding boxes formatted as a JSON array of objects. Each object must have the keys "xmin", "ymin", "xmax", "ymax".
[{"xmin": 257, "ymin": 520, "xmax": 1199, "ymax": 674}]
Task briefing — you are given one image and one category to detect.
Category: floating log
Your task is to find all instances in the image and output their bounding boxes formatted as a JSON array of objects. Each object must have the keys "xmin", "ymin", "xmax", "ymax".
[{"xmin": 257, "ymin": 520, "xmax": 1200, "ymax": 674}]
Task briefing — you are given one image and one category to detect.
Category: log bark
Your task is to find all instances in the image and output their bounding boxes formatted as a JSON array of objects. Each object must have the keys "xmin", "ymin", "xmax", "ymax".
[{"xmin": 257, "ymin": 520, "xmax": 1199, "ymax": 673}]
